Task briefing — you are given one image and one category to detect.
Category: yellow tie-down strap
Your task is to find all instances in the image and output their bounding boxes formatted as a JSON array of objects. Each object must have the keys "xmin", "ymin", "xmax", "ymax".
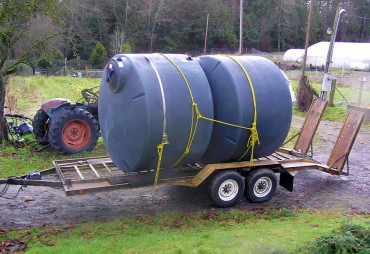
[{"xmin": 153, "ymin": 54, "xmax": 260, "ymax": 186}]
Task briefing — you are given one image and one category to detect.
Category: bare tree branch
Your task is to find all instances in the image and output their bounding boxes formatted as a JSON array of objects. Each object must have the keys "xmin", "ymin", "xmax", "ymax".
[{"xmin": 109, "ymin": 28, "xmax": 127, "ymax": 55}]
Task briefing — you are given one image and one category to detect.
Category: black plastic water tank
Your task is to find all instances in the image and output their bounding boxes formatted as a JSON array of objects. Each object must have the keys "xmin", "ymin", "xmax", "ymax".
[{"xmin": 98, "ymin": 54, "xmax": 214, "ymax": 172}]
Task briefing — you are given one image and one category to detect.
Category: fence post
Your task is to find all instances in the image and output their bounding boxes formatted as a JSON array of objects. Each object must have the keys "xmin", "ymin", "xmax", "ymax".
[
  {"xmin": 358, "ymin": 77, "xmax": 366, "ymax": 106},
  {"xmin": 329, "ymin": 79, "xmax": 337, "ymax": 107}
]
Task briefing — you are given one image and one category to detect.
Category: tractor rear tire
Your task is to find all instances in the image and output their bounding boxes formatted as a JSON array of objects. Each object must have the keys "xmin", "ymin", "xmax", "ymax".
[
  {"xmin": 48, "ymin": 107, "xmax": 99, "ymax": 154},
  {"xmin": 33, "ymin": 109, "xmax": 50, "ymax": 144}
]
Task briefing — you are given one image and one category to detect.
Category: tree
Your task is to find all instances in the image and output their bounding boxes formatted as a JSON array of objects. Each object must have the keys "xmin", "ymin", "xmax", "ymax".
[
  {"xmin": 0, "ymin": 0, "xmax": 63, "ymax": 143},
  {"xmin": 109, "ymin": 28, "xmax": 127, "ymax": 56},
  {"xmin": 89, "ymin": 42, "xmax": 108, "ymax": 68},
  {"xmin": 142, "ymin": 0, "xmax": 167, "ymax": 52},
  {"xmin": 207, "ymin": 0, "xmax": 237, "ymax": 49},
  {"xmin": 37, "ymin": 57, "xmax": 53, "ymax": 70}
]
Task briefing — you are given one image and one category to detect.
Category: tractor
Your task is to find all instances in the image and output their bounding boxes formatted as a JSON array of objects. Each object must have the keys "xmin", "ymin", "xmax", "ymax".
[{"xmin": 32, "ymin": 87, "xmax": 100, "ymax": 154}]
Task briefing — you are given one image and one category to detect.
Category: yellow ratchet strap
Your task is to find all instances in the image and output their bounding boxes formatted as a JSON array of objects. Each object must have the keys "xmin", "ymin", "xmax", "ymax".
[
  {"xmin": 158, "ymin": 54, "xmax": 201, "ymax": 168},
  {"xmin": 155, "ymin": 54, "xmax": 260, "ymax": 174}
]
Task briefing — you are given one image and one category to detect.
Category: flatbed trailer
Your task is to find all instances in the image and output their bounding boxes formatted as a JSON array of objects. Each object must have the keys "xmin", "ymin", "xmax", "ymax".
[{"xmin": 1, "ymin": 99, "xmax": 369, "ymax": 207}]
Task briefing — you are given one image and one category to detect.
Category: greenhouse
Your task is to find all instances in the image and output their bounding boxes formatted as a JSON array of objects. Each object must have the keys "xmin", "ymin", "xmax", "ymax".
[
  {"xmin": 283, "ymin": 42, "xmax": 370, "ymax": 71},
  {"xmin": 283, "ymin": 49, "xmax": 304, "ymax": 62}
]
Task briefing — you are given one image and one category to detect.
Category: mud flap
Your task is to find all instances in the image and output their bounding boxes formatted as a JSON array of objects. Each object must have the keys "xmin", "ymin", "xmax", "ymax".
[{"xmin": 279, "ymin": 171, "xmax": 294, "ymax": 192}]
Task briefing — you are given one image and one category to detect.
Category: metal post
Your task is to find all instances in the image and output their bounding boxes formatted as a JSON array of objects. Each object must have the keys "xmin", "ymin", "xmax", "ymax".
[
  {"xmin": 328, "ymin": 79, "xmax": 337, "ymax": 107},
  {"xmin": 358, "ymin": 77, "xmax": 366, "ymax": 105},
  {"xmin": 204, "ymin": 13, "xmax": 209, "ymax": 55},
  {"xmin": 239, "ymin": 0, "xmax": 243, "ymax": 55},
  {"xmin": 324, "ymin": 6, "xmax": 344, "ymax": 73},
  {"xmin": 320, "ymin": 6, "xmax": 345, "ymax": 100},
  {"xmin": 64, "ymin": 57, "xmax": 67, "ymax": 76}
]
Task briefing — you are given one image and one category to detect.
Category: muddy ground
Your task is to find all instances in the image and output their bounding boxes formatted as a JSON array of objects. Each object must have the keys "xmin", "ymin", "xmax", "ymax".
[{"xmin": 0, "ymin": 116, "xmax": 369, "ymax": 230}]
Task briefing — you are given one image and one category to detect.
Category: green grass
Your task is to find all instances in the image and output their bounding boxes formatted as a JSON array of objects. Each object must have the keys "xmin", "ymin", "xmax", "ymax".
[
  {"xmin": 0, "ymin": 140, "xmax": 107, "ymax": 177},
  {"xmin": 282, "ymin": 125, "xmax": 300, "ymax": 148},
  {"xmin": 6, "ymin": 76, "xmax": 100, "ymax": 117},
  {"xmin": 1, "ymin": 209, "xmax": 369, "ymax": 253},
  {"xmin": 291, "ymin": 80, "xmax": 370, "ymax": 122}
]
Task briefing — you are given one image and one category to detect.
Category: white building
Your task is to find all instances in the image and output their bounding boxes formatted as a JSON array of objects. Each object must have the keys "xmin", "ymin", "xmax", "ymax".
[
  {"xmin": 284, "ymin": 42, "xmax": 370, "ymax": 71},
  {"xmin": 283, "ymin": 49, "xmax": 304, "ymax": 62}
]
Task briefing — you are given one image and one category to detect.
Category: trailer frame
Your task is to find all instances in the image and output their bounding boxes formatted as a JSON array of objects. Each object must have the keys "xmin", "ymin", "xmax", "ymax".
[{"xmin": 1, "ymin": 99, "xmax": 369, "ymax": 207}]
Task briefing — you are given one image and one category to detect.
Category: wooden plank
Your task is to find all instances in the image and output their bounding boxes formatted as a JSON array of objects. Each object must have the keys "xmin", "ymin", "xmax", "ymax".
[
  {"xmin": 89, "ymin": 164, "xmax": 101, "ymax": 178},
  {"xmin": 270, "ymin": 153, "xmax": 285, "ymax": 161},
  {"xmin": 347, "ymin": 105, "xmax": 370, "ymax": 120},
  {"xmin": 327, "ymin": 109, "xmax": 365, "ymax": 172},
  {"xmin": 294, "ymin": 99, "xmax": 327, "ymax": 154},
  {"xmin": 74, "ymin": 165, "xmax": 85, "ymax": 180},
  {"xmin": 102, "ymin": 162, "xmax": 113, "ymax": 175},
  {"xmin": 274, "ymin": 151, "xmax": 291, "ymax": 160}
]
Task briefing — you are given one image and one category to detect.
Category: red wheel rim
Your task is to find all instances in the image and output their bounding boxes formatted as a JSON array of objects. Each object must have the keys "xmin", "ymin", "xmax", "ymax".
[{"xmin": 62, "ymin": 120, "xmax": 91, "ymax": 149}]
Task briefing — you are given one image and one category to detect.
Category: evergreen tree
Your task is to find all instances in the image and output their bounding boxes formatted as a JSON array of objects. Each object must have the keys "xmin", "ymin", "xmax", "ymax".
[{"xmin": 89, "ymin": 42, "xmax": 108, "ymax": 68}]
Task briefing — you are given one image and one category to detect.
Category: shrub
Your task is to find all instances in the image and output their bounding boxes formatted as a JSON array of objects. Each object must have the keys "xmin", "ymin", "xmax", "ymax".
[
  {"xmin": 16, "ymin": 63, "xmax": 33, "ymax": 76},
  {"xmin": 297, "ymin": 221, "xmax": 369, "ymax": 254},
  {"xmin": 121, "ymin": 42, "xmax": 133, "ymax": 53},
  {"xmin": 37, "ymin": 57, "xmax": 53, "ymax": 70},
  {"xmin": 89, "ymin": 42, "xmax": 108, "ymax": 68}
]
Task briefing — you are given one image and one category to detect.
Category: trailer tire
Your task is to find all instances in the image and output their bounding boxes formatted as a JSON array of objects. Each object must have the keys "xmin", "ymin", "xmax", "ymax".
[
  {"xmin": 209, "ymin": 170, "xmax": 245, "ymax": 208},
  {"xmin": 244, "ymin": 169, "xmax": 277, "ymax": 203},
  {"xmin": 33, "ymin": 109, "xmax": 50, "ymax": 144},
  {"xmin": 48, "ymin": 107, "xmax": 99, "ymax": 154}
]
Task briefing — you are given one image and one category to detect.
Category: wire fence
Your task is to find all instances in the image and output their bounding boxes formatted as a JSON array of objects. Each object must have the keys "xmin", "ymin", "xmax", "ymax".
[{"xmin": 285, "ymin": 69, "xmax": 370, "ymax": 107}]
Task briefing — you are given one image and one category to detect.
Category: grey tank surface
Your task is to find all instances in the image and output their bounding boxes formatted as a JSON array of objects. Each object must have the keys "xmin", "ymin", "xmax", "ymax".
[
  {"xmin": 197, "ymin": 55, "xmax": 292, "ymax": 163},
  {"xmin": 98, "ymin": 54, "xmax": 214, "ymax": 172},
  {"xmin": 99, "ymin": 54, "xmax": 292, "ymax": 172}
]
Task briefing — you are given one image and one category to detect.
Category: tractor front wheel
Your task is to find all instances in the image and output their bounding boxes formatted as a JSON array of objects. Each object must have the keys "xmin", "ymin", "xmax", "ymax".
[
  {"xmin": 48, "ymin": 107, "xmax": 99, "ymax": 154},
  {"xmin": 33, "ymin": 109, "xmax": 50, "ymax": 144}
]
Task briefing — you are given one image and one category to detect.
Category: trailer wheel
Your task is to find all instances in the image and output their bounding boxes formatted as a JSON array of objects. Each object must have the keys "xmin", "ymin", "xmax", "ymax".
[
  {"xmin": 209, "ymin": 170, "xmax": 245, "ymax": 208},
  {"xmin": 33, "ymin": 109, "xmax": 50, "ymax": 144},
  {"xmin": 48, "ymin": 107, "xmax": 99, "ymax": 154},
  {"xmin": 244, "ymin": 169, "xmax": 277, "ymax": 203}
]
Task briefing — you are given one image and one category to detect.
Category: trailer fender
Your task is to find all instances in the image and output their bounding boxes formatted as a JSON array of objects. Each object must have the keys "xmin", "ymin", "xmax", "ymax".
[{"xmin": 279, "ymin": 171, "xmax": 295, "ymax": 192}]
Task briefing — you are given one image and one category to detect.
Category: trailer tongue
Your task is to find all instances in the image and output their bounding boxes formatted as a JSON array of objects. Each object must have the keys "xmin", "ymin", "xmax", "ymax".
[{"xmin": 1, "ymin": 100, "xmax": 369, "ymax": 207}]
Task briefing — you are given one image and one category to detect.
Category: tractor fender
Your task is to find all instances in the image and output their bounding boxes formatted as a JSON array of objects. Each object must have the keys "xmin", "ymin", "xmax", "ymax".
[{"xmin": 41, "ymin": 98, "xmax": 74, "ymax": 118}]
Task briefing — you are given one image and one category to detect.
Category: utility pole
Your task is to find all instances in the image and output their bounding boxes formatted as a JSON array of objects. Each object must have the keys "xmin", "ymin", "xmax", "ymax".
[
  {"xmin": 239, "ymin": 0, "xmax": 243, "ymax": 55},
  {"xmin": 277, "ymin": 0, "xmax": 282, "ymax": 52},
  {"xmin": 125, "ymin": 0, "xmax": 129, "ymax": 26},
  {"xmin": 300, "ymin": 0, "xmax": 313, "ymax": 80},
  {"xmin": 204, "ymin": 13, "xmax": 209, "ymax": 55},
  {"xmin": 296, "ymin": 0, "xmax": 314, "ymax": 112},
  {"xmin": 361, "ymin": 14, "xmax": 366, "ymax": 42},
  {"xmin": 320, "ymin": 6, "xmax": 345, "ymax": 100},
  {"xmin": 64, "ymin": 57, "xmax": 67, "ymax": 76}
]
